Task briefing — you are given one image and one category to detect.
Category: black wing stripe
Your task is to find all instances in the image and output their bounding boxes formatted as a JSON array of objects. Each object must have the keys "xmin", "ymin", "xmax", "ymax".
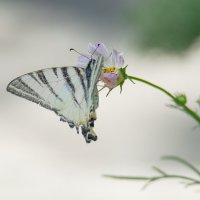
[
  {"xmin": 61, "ymin": 67, "xmax": 75, "ymax": 92},
  {"xmin": 61, "ymin": 67, "xmax": 79, "ymax": 106},
  {"xmin": 74, "ymin": 67, "xmax": 87, "ymax": 102},
  {"xmin": 36, "ymin": 70, "xmax": 63, "ymax": 102},
  {"xmin": 52, "ymin": 68, "xmax": 58, "ymax": 78},
  {"xmin": 10, "ymin": 78, "xmax": 43, "ymax": 100},
  {"xmin": 28, "ymin": 73, "xmax": 43, "ymax": 86},
  {"xmin": 8, "ymin": 86, "xmax": 56, "ymax": 112},
  {"xmin": 85, "ymin": 59, "xmax": 93, "ymax": 89}
]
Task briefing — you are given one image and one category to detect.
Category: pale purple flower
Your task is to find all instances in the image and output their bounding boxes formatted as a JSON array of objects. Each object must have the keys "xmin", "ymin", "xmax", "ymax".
[
  {"xmin": 112, "ymin": 49, "xmax": 124, "ymax": 68},
  {"xmin": 77, "ymin": 42, "xmax": 126, "ymax": 91},
  {"xmin": 100, "ymin": 48, "xmax": 125, "ymax": 90},
  {"xmin": 77, "ymin": 42, "xmax": 110, "ymax": 67},
  {"xmin": 77, "ymin": 54, "xmax": 90, "ymax": 67},
  {"xmin": 100, "ymin": 70, "xmax": 123, "ymax": 89},
  {"xmin": 88, "ymin": 42, "xmax": 110, "ymax": 58},
  {"xmin": 77, "ymin": 42, "xmax": 125, "ymax": 68}
]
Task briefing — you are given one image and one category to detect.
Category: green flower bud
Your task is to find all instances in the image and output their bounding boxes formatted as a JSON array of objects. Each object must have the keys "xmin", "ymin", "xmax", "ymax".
[{"xmin": 174, "ymin": 93, "xmax": 187, "ymax": 106}]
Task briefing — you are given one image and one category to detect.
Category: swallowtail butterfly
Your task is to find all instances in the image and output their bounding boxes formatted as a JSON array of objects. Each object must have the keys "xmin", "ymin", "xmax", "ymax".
[{"xmin": 7, "ymin": 55, "xmax": 103, "ymax": 143}]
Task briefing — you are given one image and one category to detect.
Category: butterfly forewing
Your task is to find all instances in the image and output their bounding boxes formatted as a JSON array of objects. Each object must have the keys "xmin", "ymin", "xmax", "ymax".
[{"xmin": 7, "ymin": 56, "xmax": 103, "ymax": 142}]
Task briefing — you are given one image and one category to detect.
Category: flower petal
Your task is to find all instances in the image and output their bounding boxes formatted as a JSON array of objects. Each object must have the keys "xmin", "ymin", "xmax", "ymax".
[
  {"xmin": 100, "ymin": 69, "xmax": 124, "ymax": 89},
  {"xmin": 112, "ymin": 49, "xmax": 124, "ymax": 68},
  {"xmin": 77, "ymin": 54, "xmax": 90, "ymax": 67},
  {"xmin": 118, "ymin": 52, "xmax": 125, "ymax": 67},
  {"xmin": 88, "ymin": 42, "xmax": 109, "ymax": 58}
]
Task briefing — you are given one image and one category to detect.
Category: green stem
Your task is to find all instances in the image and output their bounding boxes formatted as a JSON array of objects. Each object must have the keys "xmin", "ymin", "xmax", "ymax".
[
  {"xmin": 142, "ymin": 174, "xmax": 200, "ymax": 189},
  {"xmin": 104, "ymin": 174, "xmax": 200, "ymax": 184},
  {"xmin": 127, "ymin": 75, "xmax": 200, "ymax": 124},
  {"xmin": 128, "ymin": 75, "xmax": 175, "ymax": 100},
  {"xmin": 181, "ymin": 104, "xmax": 200, "ymax": 124},
  {"xmin": 104, "ymin": 174, "xmax": 200, "ymax": 189}
]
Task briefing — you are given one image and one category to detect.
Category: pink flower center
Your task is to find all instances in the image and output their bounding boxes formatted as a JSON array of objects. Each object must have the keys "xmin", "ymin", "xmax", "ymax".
[{"xmin": 100, "ymin": 67, "xmax": 123, "ymax": 89}]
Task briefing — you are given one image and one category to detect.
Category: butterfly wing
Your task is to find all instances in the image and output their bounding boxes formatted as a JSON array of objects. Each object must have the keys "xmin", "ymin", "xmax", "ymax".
[{"xmin": 7, "ymin": 56, "xmax": 103, "ymax": 142}]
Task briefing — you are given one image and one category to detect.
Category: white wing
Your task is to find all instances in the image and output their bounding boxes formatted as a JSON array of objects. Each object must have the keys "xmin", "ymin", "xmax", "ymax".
[{"xmin": 7, "ymin": 56, "xmax": 103, "ymax": 142}]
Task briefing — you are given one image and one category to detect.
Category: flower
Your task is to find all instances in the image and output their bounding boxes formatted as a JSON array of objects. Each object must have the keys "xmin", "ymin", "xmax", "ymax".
[
  {"xmin": 88, "ymin": 42, "xmax": 110, "ymax": 58},
  {"xmin": 77, "ymin": 42, "xmax": 130, "ymax": 94},
  {"xmin": 77, "ymin": 42, "xmax": 109, "ymax": 67},
  {"xmin": 99, "ymin": 51, "xmax": 125, "ymax": 92},
  {"xmin": 112, "ymin": 49, "xmax": 124, "ymax": 68},
  {"xmin": 77, "ymin": 54, "xmax": 90, "ymax": 67},
  {"xmin": 100, "ymin": 69, "xmax": 123, "ymax": 89}
]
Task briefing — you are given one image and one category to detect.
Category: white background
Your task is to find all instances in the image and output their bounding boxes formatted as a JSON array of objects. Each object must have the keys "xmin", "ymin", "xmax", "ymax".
[{"xmin": 1, "ymin": 1, "xmax": 200, "ymax": 199}]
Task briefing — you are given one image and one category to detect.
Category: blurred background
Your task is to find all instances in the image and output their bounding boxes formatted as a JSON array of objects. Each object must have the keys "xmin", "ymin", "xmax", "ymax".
[{"xmin": 1, "ymin": 0, "xmax": 200, "ymax": 199}]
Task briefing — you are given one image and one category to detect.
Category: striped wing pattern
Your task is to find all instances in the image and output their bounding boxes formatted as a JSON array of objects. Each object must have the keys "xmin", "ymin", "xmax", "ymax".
[{"xmin": 7, "ymin": 57, "xmax": 103, "ymax": 143}]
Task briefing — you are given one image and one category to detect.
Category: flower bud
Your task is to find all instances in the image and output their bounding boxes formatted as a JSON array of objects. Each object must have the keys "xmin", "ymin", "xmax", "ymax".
[{"xmin": 174, "ymin": 93, "xmax": 187, "ymax": 106}]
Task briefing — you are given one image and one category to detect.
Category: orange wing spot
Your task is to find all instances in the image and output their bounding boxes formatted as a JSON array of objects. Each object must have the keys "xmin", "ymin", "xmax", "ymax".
[{"xmin": 90, "ymin": 112, "xmax": 97, "ymax": 120}]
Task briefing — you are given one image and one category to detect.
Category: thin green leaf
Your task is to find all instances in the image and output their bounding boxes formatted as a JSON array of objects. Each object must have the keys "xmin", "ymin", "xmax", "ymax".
[
  {"xmin": 152, "ymin": 166, "xmax": 167, "ymax": 176},
  {"xmin": 161, "ymin": 155, "xmax": 200, "ymax": 177},
  {"xmin": 103, "ymin": 174, "xmax": 150, "ymax": 181}
]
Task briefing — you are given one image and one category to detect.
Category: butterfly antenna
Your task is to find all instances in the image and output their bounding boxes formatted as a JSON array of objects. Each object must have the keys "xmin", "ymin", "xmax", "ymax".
[
  {"xmin": 70, "ymin": 48, "xmax": 90, "ymax": 60},
  {"xmin": 91, "ymin": 43, "xmax": 100, "ymax": 59}
]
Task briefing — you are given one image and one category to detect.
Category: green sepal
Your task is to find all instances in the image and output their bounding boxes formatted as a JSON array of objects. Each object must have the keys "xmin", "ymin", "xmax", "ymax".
[
  {"xmin": 119, "ymin": 66, "xmax": 128, "ymax": 94},
  {"xmin": 119, "ymin": 65, "xmax": 135, "ymax": 94},
  {"xmin": 119, "ymin": 65, "xmax": 128, "ymax": 80},
  {"xmin": 106, "ymin": 66, "xmax": 134, "ymax": 96}
]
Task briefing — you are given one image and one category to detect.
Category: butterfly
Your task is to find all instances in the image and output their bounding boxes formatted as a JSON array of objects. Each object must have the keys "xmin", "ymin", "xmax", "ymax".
[{"xmin": 7, "ymin": 55, "xmax": 103, "ymax": 143}]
